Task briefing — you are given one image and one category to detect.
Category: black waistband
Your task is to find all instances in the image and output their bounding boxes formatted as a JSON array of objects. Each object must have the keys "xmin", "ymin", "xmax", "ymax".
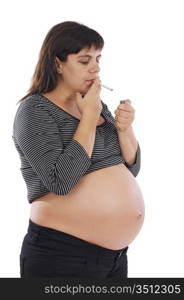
[{"xmin": 28, "ymin": 219, "xmax": 128, "ymax": 259}]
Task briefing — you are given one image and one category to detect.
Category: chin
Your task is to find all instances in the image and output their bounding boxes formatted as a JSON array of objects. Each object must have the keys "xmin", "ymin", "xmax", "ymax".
[{"xmin": 76, "ymin": 87, "xmax": 88, "ymax": 95}]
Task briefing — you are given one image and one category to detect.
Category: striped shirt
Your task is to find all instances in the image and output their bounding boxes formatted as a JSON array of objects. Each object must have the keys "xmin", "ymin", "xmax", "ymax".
[{"xmin": 12, "ymin": 93, "xmax": 141, "ymax": 203}]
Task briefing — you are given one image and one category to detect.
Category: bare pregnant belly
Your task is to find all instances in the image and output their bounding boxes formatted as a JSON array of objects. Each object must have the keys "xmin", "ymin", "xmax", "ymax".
[{"xmin": 30, "ymin": 163, "xmax": 145, "ymax": 250}]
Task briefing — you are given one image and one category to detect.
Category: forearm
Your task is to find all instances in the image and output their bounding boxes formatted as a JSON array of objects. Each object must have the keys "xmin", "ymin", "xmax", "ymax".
[
  {"xmin": 117, "ymin": 126, "xmax": 138, "ymax": 165},
  {"xmin": 73, "ymin": 112, "xmax": 98, "ymax": 158}
]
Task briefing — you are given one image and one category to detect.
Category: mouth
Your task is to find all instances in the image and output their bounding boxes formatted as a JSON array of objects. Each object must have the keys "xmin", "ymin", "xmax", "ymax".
[
  {"xmin": 85, "ymin": 80, "xmax": 94, "ymax": 85},
  {"xmin": 86, "ymin": 78, "xmax": 97, "ymax": 84}
]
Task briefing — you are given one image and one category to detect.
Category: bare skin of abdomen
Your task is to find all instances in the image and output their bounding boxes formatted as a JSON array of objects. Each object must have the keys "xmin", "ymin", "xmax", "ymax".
[{"xmin": 30, "ymin": 163, "xmax": 145, "ymax": 250}]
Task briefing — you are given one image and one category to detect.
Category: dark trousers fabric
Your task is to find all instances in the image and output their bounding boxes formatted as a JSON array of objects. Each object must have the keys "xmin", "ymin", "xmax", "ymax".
[{"xmin": 20, "ymin": 219, "xmax": 129, "ymax": 278}]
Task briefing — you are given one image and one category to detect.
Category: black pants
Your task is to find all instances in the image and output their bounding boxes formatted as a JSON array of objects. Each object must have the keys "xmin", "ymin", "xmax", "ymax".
[{"xmin": 20, "ymin": 219, "xmax": 129, "ymax": 278}]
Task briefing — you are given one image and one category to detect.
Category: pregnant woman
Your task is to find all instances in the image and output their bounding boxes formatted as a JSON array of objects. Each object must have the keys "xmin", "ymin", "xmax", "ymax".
[{"xmin": 12, "ymin": 21, "xmax": 145, "ymax": 278}]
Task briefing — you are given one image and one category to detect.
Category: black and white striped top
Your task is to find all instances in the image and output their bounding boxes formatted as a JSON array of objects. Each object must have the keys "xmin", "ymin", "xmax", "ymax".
[{"xmin": 12, "ymin": 93, "xmax": 141, "ymax": 203}]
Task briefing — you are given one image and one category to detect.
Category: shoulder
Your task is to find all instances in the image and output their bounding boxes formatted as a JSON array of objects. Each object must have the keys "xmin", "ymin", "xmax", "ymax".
[
  {"xmin": 15, "ymin": 93, "xmax": 52, "ymax": 116},
  {"xmin": 13, "ymin": 94, "xmax": 55, "ymax": 129},
  {"xmin": 15, "ymin": 93, "xmax": 40, "ymax": 112}
]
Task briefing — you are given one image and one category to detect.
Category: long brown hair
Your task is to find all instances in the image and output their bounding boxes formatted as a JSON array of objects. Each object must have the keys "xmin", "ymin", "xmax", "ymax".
[{"xmin": 17, "ymin": 21, "xmax": 104, "ymax": 104}]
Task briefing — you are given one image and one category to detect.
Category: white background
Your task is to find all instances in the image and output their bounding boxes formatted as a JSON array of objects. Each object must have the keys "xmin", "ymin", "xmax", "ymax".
[{"xmin": 0, "ymin": 0, "xmax": 184, "ymax": 277}]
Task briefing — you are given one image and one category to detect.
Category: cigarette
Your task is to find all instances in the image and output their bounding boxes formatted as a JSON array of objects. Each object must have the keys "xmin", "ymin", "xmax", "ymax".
[{"xmin": 101, "ymin": 84, "xmax": 113, "ymax": 91}]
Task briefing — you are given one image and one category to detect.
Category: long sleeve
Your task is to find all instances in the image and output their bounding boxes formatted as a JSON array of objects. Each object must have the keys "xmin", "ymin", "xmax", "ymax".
[
  {"xmin": 123, "ymin": 143, "xmax": 141, "ymax": 177},
  {"xmin": 13, "ymin": 101, "xmax": 91, "ymax": 195}
]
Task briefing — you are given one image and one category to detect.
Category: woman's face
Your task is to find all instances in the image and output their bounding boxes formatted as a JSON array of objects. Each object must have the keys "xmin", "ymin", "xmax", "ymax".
[{"xmin": 56, "ymin": 45, "xmax": 102, "ymax": 94}]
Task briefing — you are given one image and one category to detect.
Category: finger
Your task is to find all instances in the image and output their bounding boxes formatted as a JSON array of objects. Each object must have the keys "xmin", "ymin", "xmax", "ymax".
[
  {"xmin": 119, "ymin": 99, "xmax": 132, "ymax": 110},
  {"xmin": 115, "ymin": 108, "xmax": 132, "ymax": 115},
  {"xmin": 93, "ymin": 77, "xmax": 101, "ymax": 85},
  {"xmin": 87, "ymin": 79, "xmax": 101, "ymax": 95},
  {"xmin": 116, "ymin": 113, "xmax": 132, "ymax": 121},
  {"xmin": 91, "ymin": 78, "xmax": 102, "ymax": 90},
  {"xmin": 118, "ymin": 104, "xmax": 134, "ymax": 113}
]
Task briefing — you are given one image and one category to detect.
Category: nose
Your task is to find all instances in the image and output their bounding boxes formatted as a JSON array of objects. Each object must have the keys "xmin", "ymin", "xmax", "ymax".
[{"xmin": 89, "ymin": 62, "xmax": 100, "ymax": 73}]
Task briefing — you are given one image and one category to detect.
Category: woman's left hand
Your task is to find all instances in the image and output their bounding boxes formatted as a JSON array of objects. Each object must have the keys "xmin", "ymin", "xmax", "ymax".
[{"xmin": 114, "ymin": 99, "xmax": 135, "ymax": 132}]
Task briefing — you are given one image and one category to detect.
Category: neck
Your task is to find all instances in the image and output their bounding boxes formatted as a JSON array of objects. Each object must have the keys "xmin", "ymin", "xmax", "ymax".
[{"xmin": 50, "ymin": 82, "xmax": 76, "ymax": 105}]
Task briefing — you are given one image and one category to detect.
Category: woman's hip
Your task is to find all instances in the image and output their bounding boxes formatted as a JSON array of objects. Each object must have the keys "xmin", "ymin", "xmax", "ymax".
[{"xmin": 20, "ymin": 219, "xmax": 129, "ymax": 278}]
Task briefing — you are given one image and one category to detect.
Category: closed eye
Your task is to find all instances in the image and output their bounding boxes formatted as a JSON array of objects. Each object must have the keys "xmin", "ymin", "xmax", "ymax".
[{"xmin": 79, "ymin": 60, "xmax": 100, "ymax": 65}]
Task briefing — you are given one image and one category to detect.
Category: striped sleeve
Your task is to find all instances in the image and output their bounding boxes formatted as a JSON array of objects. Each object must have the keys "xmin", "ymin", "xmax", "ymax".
[
  {"xmin": 102, "ymin": 101, "xmax": 141, "ymax": 177},
  {"xmin": 13, "ymin": 102, "xmax": 91, "ymax": 195},
  {"xmin": 123, "ymin": 143, "xmax": 141, "ymax": 177}
]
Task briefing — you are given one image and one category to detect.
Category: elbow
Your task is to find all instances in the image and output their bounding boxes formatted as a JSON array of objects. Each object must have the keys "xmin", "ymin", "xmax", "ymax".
[
  {"xmin": 124, "ymin": 160, "xmax": 141, "ymax": 177},
  {"xmin": 47, "ymin": 181, "xmax": 75, "ymax": 196},
  {"xmin": 44, "ymin": 175, "xmax": 76, "ymax": 196},
  {"xmin": 131, "ymin": 167, "xmax": 140, "ymax": 177},
  {"xmin": 128, "ymin": 160, "xmax": 141, "ymax": 177},
  {"xmin": 126, "ymin": 143, "xmax": 141, "ymax": 177}
]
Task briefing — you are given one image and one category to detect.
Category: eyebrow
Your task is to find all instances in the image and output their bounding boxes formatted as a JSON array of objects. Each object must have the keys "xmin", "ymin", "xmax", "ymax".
[{"xmin": 77, "ymin": 54, "xmax": 102, "ymax": 58}]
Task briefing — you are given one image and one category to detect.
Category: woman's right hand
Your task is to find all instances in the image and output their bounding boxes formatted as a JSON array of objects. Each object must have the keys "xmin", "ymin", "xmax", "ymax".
[{"xmin": 76, "ymin": 77, "xmax": 102, "ymax": 118}]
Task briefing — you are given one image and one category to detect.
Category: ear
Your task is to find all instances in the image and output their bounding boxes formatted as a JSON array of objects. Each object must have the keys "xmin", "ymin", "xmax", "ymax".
[{"xmin": 55, "ymin": 56, "xmax": 63, "ymax": 74}]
